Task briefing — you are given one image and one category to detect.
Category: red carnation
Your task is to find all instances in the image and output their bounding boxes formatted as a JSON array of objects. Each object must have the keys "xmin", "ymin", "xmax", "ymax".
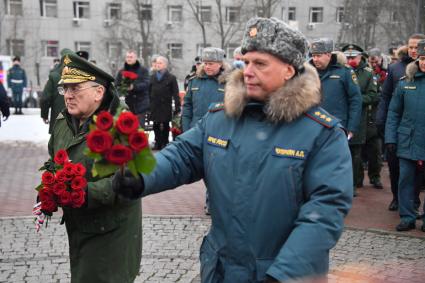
[
  {"xmin": 73, "ymin": 163, "xmax": 86, "ymax": 176},
  {"xmin": 71, "ymin": 189, "xmax": 86, "ymax": 208},
  {"xmin": 129, "ymin": 131, "xmax": 148, "ymax": 152},
  {"xmin": 105, "ymin": 144, "xmax": 133, "ymax": 165},
  {"xmin": 41, "ymin": 198, "xmax": 58, "ymax": 213},
  {"xmin": 41, "ymin": 171, "xmax": 55, "ymax": 186},
  {"xmin": 54, "ymin": 149, "xmax": 69, "ymax": 165},
  {"xmin": 122, "ymin": 71, "xmax": 138, "ymax": 80},
  {"xmin": 116, "ymin": 112, "xmax": 139, "ymax": 135},
  {"xmin": 96, "ymin": 111, "xmax": 114, "ymax": 131},
  {"xmin": 71, "ymin": 176, "xmax": 87, "ymax": 190},
  {"xmin": 55, "ymin": 169, "xmax": 67, "ymax": 183},
  {"xmin": 63, "ymin": 163, "xmax": 75, "ymax": 180},
  {"xmin": 87, "ymin": 129, "xmax": 114, "ymax": 153},
  {"xmin": 58, "ymin": 190, "xmax": 72, "ymax": 206},
  {"xmin": 52, "ymin": 182, "xmax": 66, "ymax": 196}
]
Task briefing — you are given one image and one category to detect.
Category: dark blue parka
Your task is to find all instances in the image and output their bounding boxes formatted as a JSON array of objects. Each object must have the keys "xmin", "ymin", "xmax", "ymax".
[
  {"xmin": 182, "ymin": 64, "xmax": 226, "ymax": 132},
  {"xmin": 7, "ymin": 64, "xmax": 27, "ymax": 94},
  {"xmin": 385, "ymin": 62, "xmax": 425, "ymax": 161},
  {"xmin": 311, "ymin": 53, "xmax": 362, "ymax": 133},
  {"xmin": 376, "ymin": 47, "xmax": 413, "ymax": 130},
  {"xmin": 142, "ymin": 65, "xmax": 353, "ymax": 283}
]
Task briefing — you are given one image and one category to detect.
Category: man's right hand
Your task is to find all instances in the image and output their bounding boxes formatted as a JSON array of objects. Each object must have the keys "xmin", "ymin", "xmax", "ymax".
[
  {"xmin": 112, "ymin": 168, "xmax": 144, "ymax": 199},
  {"xmin": 43, "ymin": 118, "xmax": 49, "ymax": 124}
]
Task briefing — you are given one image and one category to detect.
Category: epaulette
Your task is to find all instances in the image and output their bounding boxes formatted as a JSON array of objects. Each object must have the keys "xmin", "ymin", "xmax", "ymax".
[
  {"xmin": 364, "ymin": 66, "xmax": 373, "ymax": 72},
  {"xmin": 208, "ymin": 102, "xmax": 225, "ymax": 113},
  {"xmin": 399, "ymin": 76, "xmax": 406, "ymax": 81},
  {"xmin": 304, "ymin": 107, "xmax": 339, "ymax": 128}
]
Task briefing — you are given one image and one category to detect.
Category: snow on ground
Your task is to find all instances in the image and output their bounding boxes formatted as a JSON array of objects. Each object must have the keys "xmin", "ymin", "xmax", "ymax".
[
  {"xmin": 0, "ymin": 108, "xmax": 50, "ymax": 145},
  {"xmin": 0, "ymin": 108, "xmax": 157, "ymax": 146}
]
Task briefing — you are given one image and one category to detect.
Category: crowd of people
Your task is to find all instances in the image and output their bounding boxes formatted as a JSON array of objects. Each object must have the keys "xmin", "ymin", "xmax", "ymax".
[{"xmin": 0, "ymin": 15, "xmax": 425, "ymax": 283}]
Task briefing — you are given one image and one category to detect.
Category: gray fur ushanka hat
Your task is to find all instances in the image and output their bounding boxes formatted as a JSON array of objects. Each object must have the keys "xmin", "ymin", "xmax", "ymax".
[{"xmin": 241, "ymin": 17, "xmax": 308, "ymax": 71}]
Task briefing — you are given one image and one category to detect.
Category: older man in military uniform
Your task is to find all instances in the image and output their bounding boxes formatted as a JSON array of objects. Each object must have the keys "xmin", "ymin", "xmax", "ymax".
[
  {"xmin": 182, "ymin": 47, "xmax": 227, "ymax": 132},
  {"xmin": 342, "ymin": 44, "xmax": 379, "ymax": 195},
  {"xmin": 49, "ymin": 52, "xmax": 142, "ymax": 282},
  {"xmin": 310, "ymin": 39, "xmax": 362, "ymax": 141},
  {"xmin": 114, "ymin": 17, "xmax": 352, "ymax": 282}
]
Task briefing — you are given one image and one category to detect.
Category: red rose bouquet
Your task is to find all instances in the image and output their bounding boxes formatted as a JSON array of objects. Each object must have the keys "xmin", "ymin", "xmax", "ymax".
[
  {"xmin": 84, "ymin": 109, "xmax": 155, "ymax": 178},
  {"xmin": 33, "ymin": 149, "xmax": 87, "ymax": 231},
  {"xmin": 118, "ymin": 70, "xmax": 138, "ymax": 97},
  {"xmin": 170, "ymin": 114, "xmax": 182, "ymax": 140}
]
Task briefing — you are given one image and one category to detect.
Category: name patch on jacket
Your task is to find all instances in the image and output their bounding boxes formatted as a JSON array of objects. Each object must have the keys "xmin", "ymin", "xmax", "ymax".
[
  {"xmin": 329, "ymin": 75, "xmax": 340, "ymax": 79},
  {"xmin": 273, "ymin": 147, "xmax": 306, "ymax": 159},
  {"xmin": 207, "ymin": 136, "xmax": 229, "ymax": 148},
  {"xmin": 404, "ymin": 86, "xmax": 416, "ymax": 90},
  {"xmin": 191, "ymin": 87, "xmax": 199, "ymax": 91}
]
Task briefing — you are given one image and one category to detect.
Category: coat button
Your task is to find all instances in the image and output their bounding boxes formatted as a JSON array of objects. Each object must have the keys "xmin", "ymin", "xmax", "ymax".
[{"xmin": 100, "ymin": 226, "xmax": 105, "ymax": 231}]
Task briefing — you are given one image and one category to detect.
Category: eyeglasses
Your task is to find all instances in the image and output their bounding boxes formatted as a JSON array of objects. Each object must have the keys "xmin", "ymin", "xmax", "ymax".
[{"xmin": 57, "ymin": 84, "xmax": 99, "ymax": 96}]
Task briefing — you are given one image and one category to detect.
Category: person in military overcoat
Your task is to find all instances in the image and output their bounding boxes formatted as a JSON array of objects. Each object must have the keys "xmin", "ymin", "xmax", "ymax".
[
  {"xmin": 342, "ymin": 44, "xmax": 379, "ymax": 196},
  {"xmin": 385, "ymin": 39, "xmax": 425, "ymax": 232},
  {"xmin": 182, "ymin": 47, "xmax": 227, "ymax": 132},
  {"xmin": 310, "ymin": 39, "xmax": 362, "ymax": 141},
  {"xmin": 7, "ymin": 56, "xmax": 27, "ymax": 114},
  {"xmin": 49, "ymin": 53, "xmax": 142, "ymax": 282},
  {"xmin": 113, "ymin": 17, "xmax": 353, "ymax": 283}
]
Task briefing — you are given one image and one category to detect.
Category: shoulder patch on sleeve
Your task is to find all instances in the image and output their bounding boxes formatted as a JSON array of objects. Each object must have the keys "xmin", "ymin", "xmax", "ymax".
[
  {"xmin": 304, "ymin": 107, "xmax": 339, "ymax": 128},
  {"xmin": 208, "ymin": 102, "xmax": 225, "ymax": 113}
]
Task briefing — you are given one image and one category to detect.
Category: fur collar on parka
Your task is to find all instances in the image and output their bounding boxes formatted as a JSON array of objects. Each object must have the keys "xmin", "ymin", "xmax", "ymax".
[
  {"xmin": 224, "ymin": 62, "xmax": 321, "ymax": 123},
  {"xmin": 405, "ymin": 61, "xmax": 425, "ymax": 82}
]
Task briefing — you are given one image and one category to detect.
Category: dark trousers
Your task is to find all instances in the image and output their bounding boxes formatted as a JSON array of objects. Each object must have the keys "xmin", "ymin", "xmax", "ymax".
[
  {"xmin": 153, "ymin": 122, "xmax": 170, "ymax": 149},
  {"xmin": 387, "ymin": 149, "xmax": 400, "ymax": 200},
  {"xmin": 350, "ymin": 145, "xmax": 363, "ymax": 187},
  {"xmin": 360, "ymin": 135, "xmax": 383, "ymax": 183}
]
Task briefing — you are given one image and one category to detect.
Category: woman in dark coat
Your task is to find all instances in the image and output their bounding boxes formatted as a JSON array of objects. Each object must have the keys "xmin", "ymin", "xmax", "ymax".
[{"xmin": 149, "ymin": 56, "xmax": 180, "ymax": 149}]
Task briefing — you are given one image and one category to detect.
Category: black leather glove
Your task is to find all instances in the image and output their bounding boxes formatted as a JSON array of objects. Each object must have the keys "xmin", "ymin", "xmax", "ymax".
[
  {"xmin": 386, "ymin": 143, "xmax": 396, "ymax": 154},
  {"xmin": 112, "ymin": 168, "xmax": 144, "ymax": 199},
  {"xmin": 263, "ymin": 275, "xmax": 280, "ymax": 283}
]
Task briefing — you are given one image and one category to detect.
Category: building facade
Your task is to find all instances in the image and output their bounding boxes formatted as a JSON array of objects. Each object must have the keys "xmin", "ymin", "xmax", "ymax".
[{"xmin": 0, "ymin": 0, "xmax": 411, "ymax": 88}]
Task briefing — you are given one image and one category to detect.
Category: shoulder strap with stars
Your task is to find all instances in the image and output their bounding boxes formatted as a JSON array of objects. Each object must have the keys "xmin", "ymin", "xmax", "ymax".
[
  {"xmin": 208, "ymin": 102, "xmax": 224, "ymax": 113},
  {"xmin": 304, "ymin": 107, "xmax": 339, "ymax": 128}
]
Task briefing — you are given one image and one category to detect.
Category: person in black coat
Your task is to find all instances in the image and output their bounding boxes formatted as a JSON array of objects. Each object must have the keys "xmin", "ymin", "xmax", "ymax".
[
  {"xmin": 0, "ymin": 81, "xmax": 10, "ymax": 127},
  {"xmin": 149, "ymin": 56, "xmax": 180, "ymax": 149},
  {"xmin": 115, "ymin": 50, "xmax": 150, "ymax": 127}
]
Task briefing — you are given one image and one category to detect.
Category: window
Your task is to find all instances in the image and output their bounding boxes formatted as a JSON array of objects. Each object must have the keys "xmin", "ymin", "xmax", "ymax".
[
  {"xmin": 197, "ymin": 5, "xmax": 211, "ymax": 22},
  {"xmin": 288, "ymin": 7, "xmax": 296, "ymax": 21},
  {"xmin": 226, "ymin": 6, "xmax": 240, "ymax": 23},
  {"xmin": 107, "ymin": 42, "xmax": 122, "ymax": 58},
  {"xmin": 5, "ymin": 0, "xmax": 23, "ymax": 16},
  {"xmin": 336, "ymin": 7, "xmax": 344, "ymax": 23},
  {"xmin": 42, "ymin": 40, "xmax": 59, "ymax": 57},
  {"xmin": 196, "ymin": 43, "xmax": 211, "ymax": 56},
  {"xmin": 167, "ymin": 43, "xmax": 183, "ymax": 59},
  {"xmin": 226, "ymin": 44, "xmax": 239, "ymax": 59},
  {"xmin": 40, "ymin": 0, "xmax": 57, "ymax": 17},
  {"xmin": 6, "ymin": 39, "xmax": 25, "ymax": 56},
  {"xmin": 168, "ymin": 5, "xmax": 182, "ymax": 22},
  {"xmin": 75, "ymin": 41, "xmax": 91, "ymax": 54},
  {"xmin": 309, "ymin": 7, "xmax": 323, "ymax": 23},
  {"xmin": 106, "ymin": 3, "xmax": 121, "ymax": 20},
  {"xmin": 140, "ymin": 4, "xmax": 152, "ymax": 21},
  {"xmin": 73, "ymin": 1, "xmax": 90, "ymax": 19}
]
